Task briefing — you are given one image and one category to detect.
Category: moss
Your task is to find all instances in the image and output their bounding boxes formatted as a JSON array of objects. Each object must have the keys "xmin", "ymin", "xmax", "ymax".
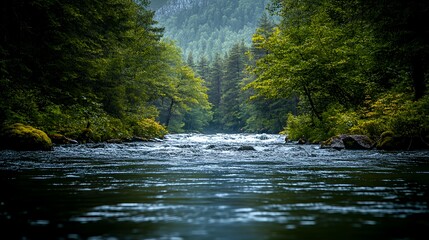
[
  {"xmin": 0, "ymin": 123, "xmax": 52, "ymax": 151},
  {"xmin": 380, "ymin": 131, "xmax": 394, "ymax": 139},
  {"xmin": 132, "ymin": 118, "xmax": 167, "ymax": 140}
]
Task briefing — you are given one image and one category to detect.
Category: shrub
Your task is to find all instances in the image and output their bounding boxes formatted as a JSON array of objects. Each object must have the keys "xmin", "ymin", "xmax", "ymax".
[
  {"xmin": 133, "ymin": 118, "xmax": 168, "ymax": 140},
  {"xmin": 282, "ymin": 113, "xmax": 327, "ymax": 143}
]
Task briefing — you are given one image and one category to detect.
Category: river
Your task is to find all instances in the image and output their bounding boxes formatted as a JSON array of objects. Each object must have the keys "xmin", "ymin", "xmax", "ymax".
[{"xmin": 1, "ymin": 134, "xmax": 428, "ymax": 239}]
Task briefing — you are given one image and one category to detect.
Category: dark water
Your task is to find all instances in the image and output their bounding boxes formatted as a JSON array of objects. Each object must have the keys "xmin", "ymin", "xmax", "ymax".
[{"xmin": 1, "ymin": 134, "xmax": 429, "ymax": 240}]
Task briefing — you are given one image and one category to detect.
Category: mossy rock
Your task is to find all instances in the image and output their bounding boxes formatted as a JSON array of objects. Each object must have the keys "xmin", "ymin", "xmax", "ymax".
[
  {"xmin": 321, "ymin": 136, "xmax": 345, "ymax": 150},
  {"xmin": 380, "ymin": 131, "xmax": 394, "ymax": 139},
  {"xmin": 0, "ymin": 123, "xmax": 53, "ymax": 151},
  {"xmin": 377, "ymin": 134, "xmax": 429, "ymax": 151},
  {"xmin": 342, "ymin": 135, "xmax": 374, "ymax": 150},
  {"xmin": 321, "ymin": 135, "xmax": 374, "ymax": 150},
  {"xmin": 377, "ymin": 136, "xmax": 396, "ymax": 150}
]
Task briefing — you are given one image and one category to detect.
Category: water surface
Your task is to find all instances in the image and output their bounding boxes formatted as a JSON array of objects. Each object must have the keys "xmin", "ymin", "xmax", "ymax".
[{"xmin": 1, "ymin": 134, "xmax": 428, "ymax": 239}]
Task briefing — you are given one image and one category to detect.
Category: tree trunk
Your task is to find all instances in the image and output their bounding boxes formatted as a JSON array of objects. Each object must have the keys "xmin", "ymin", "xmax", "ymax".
[
  {"xmin": 303, "ymin": 85, "xmax": 322, "ymax": 122},
  {"xmin": 165, "ymin": 99, "xmax": 175, "ymax": 127},
  {"xmin": 411, "ymin": 55, "xmax": 426, "ymax": 100}
]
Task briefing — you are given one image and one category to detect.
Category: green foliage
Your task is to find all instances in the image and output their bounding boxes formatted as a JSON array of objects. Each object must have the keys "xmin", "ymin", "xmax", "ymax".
[
  {"xmin": 218, "ymin": 42, "xmax": 249, "ymax": 132},
  {"xmin": 155, "ymin": 0, "xmax": 272, "ymax": 60},
  {"xmin": 321, "ymin": 104, "xmax": 359, "ymax": 137},
  {"xmin": 155, "ymin": 42, "xmax": 212, "ymax": 133},
  {"xmin": 133, "ymin": 118, "xmax": 167, "ymax": 140},
  {"xmin": 283, "ymin": 105, "xmax": 359, "ymax": 143},
  {"xmin": 248, "ymin": 0, "xmax": 376, "ymax": 119},
  {"xmin": 389, "ymin": 95, "xmax": 429, "ymax": 137},
  {"xmin": 2, "ymin": 0, "xmax": 427, "ymax": 141},
  {"xmin": 282, "ymin": 114, "xmax": 326, "ymax": 143},
  {"xmin": 1, "ymin": 0, "xmax": 211, "ymax": 141},
  {"xmin": 245, "ymin": 0, "xmax": 428, "ymax": 143}
]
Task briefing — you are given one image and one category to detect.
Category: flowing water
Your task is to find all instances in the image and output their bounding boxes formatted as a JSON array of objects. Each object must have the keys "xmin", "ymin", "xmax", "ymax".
[{"xmin": 1, "ymin": 134, "xmax": 429, "ymax": 240}]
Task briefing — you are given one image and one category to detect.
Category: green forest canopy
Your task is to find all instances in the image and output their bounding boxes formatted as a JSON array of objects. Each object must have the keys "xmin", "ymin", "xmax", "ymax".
[
  {"xmin": 246, "ymin": 0, "xmax": 429, "ymax": 144},
  {"xmin": 154, "ymin": 0, "xmax": 272, "ymax": 60},
  {"xmin": 0, "ymin": 0, "xmax": 210, "ymax": 141}
]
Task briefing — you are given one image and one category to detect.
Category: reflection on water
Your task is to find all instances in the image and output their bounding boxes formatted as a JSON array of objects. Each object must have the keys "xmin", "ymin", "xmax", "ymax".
[{"xmin": 1, "ymin": 134, "xmax": 429, "ymax": 239}]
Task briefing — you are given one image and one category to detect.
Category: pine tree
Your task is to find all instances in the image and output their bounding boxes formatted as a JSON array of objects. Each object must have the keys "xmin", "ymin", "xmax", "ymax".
[
  {"xmin": 196, "ymin": 56, "xmax": 210, "ymax": 81},
  {"xmin": 219, "ymin": 42, "xmax": 248, "ymax": 132}
]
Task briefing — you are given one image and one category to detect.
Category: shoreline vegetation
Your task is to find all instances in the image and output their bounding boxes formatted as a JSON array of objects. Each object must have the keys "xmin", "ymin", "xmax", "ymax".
[
  {"xmin": 1, "ymin": 123, "xmax": 428, "ymax": 151},
  {"xmin": 1, "ymin": 0, "xmax": 428, "ymax": 151}
]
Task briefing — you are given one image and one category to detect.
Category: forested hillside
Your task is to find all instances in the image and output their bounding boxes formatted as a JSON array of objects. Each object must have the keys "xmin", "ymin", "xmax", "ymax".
[
  {"xmin": 149, "ymin": 0, "xmax": 169, "ymax": 10},
  {"xmin": 153, "ymin": 0, "xmax": 271, "ymax": 60}
]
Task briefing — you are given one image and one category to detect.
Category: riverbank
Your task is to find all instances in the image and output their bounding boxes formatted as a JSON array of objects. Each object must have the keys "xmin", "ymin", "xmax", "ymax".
[{"xmin": 0, "ymin": 121, "xmax": 167, "ymax": 151}]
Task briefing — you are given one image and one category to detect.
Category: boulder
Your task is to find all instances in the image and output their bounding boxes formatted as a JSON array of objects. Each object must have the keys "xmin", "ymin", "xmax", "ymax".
[
  {"xmin": 377, "ymin": 131, "xmax": 429, "ymax": 150},
  {"xmin": 238, "ymin": 145, "xmax": 256, "ymax": 151},
  {"xmin": 342, "ymin": 135, "xmax": 374, "ymax": 150},
  {"xmin": 257, "ymin": 134, "xmax": 269, "ymax": 140},
  {"xmin": 297, "ymin": 137, "xmax": 307, "ymax": 145},
  {"xmin": 321, "ymin": 136, "xmax": 344, "ymax": 150},
  {"xmin": 0, "ymin": 123, "xmax": 53, "ymax": 151},
  {"xmin": 321, "ymin": 134, "xmax": 374, "ymax": 150},
  {"xmin": 106, "ymin": 139, "xmax": 123, "ymax": 144}
]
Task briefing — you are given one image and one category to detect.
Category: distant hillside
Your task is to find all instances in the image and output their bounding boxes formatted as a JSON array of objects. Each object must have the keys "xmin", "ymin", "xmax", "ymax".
[
  {"xmin": 153, "ymin": 0, "xmax": 271, "ymax": 59},
  {"xmin": 149, "ymin": 0, "xmax": 169, "ymax": 10}
]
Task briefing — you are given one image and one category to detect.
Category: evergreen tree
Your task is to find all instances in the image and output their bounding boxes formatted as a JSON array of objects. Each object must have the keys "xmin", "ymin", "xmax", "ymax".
[
  {"xmin": 206, "ymin": 53, "xmax": 225, "ymax": 131},
  {"xmin": 241, "ymin": 12, "xmax": 294, "ymax": 133},
  {"xmin": 219, "ymin": 42, "xmax": 248, "ymax": 132},
  {"xmin": 155, "ymin": 0, "xmax": 271, "ymax": 60},
  {"xmin": 187, "ymin": 52, "xmax": 196, "ymax": 69},
  {"xmin": 196, "ymin": 56, "xmax": 210, "ymax": 81}
]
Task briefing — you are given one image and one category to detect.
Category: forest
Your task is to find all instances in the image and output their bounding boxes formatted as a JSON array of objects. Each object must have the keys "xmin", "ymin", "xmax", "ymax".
[
  {"xmin": 1, "ymin": 0, "xmax": 429, "ymax": 150},
  {"xmin": 154, "ymin": 0, "xmax": 272, "ymax": 60},
  {"xmin": 0, "ymin": 0, "xmax": 209, "ymax": 142}
]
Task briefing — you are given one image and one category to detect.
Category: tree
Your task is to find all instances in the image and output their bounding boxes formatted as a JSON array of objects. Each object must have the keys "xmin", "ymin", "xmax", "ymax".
[
  {"xmin": 219, "ymin": 42, "xmax": 248, "ymax": 132},
  {"xmin": 358, "ymin": 0, "xmax": 429, "ymax": 100},
  {"xmin": 245, "ymin": 0, "xmax": 429, "ymax": 142},
  {"xmin": 156, "ymin": 42, "xmax": 212, "ymax": 132},
  {"xmin": 205, "ymin": 53, "xmax": 225, "ymax": 131},
  {"xmin": 196, "ymin": 55, "xmax": 210, "ymax": 81},
  {"xmin": 0, "ymin": 0, "xmax": 212, "ymax": 140},
  {"xmin": 187, "ymin": 52, "xmax": 196, "ymax": 69},
  {"xmin": 247, "ymin": 0, "xmax": 375, "ymax": 121}
]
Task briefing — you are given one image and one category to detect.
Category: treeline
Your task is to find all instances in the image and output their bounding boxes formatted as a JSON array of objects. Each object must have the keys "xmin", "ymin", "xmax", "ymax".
[
  {"xmin": 245, "ymin": 0, "xmax": 429, "ymax": 146},
  {"xmin": 188, "ymin": 14, "xmax": 295, "ymax": 133},
  {"xmin": 0, "ymin": 0, "xmax": 210, "ymax": 141}
]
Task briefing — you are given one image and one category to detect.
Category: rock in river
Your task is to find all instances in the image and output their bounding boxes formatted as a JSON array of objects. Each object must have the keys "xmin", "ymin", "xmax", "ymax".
[
  {"xmin": 0, "ymin": 123, "xmax": 53, "ymax": 151},
  {"xmin": 321, "ymin": 134, "xmax": 374, "ymax": 150},
  {"xmin": 238, "ymin": 145, "xmax": 256, "ymax": 151}
]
